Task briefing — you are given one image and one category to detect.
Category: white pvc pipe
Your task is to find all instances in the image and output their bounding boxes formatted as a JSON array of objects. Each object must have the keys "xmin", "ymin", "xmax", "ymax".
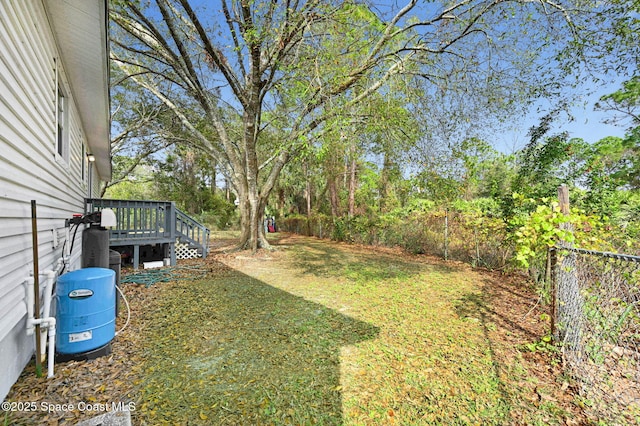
[
  {"xmin": 47, "ymin": 318, "xmax": 55, "ymax": 377},
  {"xmin": 25, "ymin": 265, "xmax": 61, "ymax": 379},
  {"xmin": 30, "ymin": 317, "xmax": 56, "ymax": 378},
  {"xmin": 46, "ymin": 317, "xmax": 55, "ymax": 378},
  {"xmin": 39, "ymin": 270, "xmax": 56, "ymax": 360}
]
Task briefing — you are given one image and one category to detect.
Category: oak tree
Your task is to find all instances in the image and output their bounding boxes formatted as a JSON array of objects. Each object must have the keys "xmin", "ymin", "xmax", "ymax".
[{"xmin": 110, "ymin": 0, "xmax": 629, "ymax": 250}]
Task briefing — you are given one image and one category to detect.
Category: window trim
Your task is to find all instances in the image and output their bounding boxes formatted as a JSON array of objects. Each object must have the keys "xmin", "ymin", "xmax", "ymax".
[{"xmin": 54, "ymin": 59, "xmax": 69, "ymax": 164}]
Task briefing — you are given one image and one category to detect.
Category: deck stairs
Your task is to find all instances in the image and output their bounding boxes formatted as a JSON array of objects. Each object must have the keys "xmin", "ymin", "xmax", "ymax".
[{"xmin": 86, "ymin": 198, "xmax": 210, "ymax": 269}]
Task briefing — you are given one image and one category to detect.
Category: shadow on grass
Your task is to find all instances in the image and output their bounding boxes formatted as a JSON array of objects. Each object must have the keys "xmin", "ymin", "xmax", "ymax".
[
  {"xmin": 451, "ymin": 285, "xmax": 544, "ymax": 421},
  {"xmin": 452, "ymin": 292, "xmax": 514, "ymax": 408},
  {"xmin": 136, "ymin": 259, "xmax": 379, "ymax": 425},
  {"xmin": 454, "ymin": 291, "xmax": 539, "ymax": 342}
]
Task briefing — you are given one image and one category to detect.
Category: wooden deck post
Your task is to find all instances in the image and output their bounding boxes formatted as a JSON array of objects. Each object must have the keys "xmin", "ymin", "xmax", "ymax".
[
  {"xmin": 168, "ymin": 202, "xmax": 177, "ymax": 266},
  {"xmin": 133, "ymin": 245, "xmax": 140, "ymax": 270}
]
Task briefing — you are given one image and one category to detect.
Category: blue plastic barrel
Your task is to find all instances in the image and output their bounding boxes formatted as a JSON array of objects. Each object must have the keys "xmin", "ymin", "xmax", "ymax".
[{"xmin": 55, "ymin": 267, "xmax": 115, "ymax": 354}]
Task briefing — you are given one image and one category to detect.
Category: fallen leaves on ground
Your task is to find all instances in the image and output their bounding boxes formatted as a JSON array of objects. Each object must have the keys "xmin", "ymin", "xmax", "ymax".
[{"xmin": 4, "ymin": 233, "xmax": 589, "ymax": 425}]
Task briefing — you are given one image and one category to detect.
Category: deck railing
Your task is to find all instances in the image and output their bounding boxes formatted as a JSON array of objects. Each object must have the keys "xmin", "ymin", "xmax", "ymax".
[
  {"xmin": 176, "ymin": 207, "xmax": 210, "ymax": 258},
  {"xmin": 88, "ymin": 199, "xmax": 175, "ymax": 244},
  {"xmin": 86, "ymin": 198, "xmax": 209, "ymax": 267}
]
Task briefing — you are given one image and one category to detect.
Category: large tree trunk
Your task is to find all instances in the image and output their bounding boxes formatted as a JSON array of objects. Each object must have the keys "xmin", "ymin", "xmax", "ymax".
[
  {"xmin": 236, "ymin": 63, "xmax": 273, "ymax": 251},
  {"xmin": 235, "ymin": 145, "xmax": 269, "ymax": 252},
  {"xmin": 237, "ymin": 186, "xmax": 270, "ymax": 252},
  {"xmin": 235, "ymin": 148, "xmax": 289, "ymax": 252}
]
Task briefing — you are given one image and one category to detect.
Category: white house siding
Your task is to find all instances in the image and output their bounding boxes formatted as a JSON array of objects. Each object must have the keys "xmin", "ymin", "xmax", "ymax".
[{"xmin": 0, "ymin": 0, "xmax": 94, "ymax": 400}]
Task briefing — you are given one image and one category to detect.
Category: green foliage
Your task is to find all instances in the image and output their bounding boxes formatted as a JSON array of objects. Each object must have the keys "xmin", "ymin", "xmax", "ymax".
[
  {"xmin": 110, "ymin": 0, "xmax": 640, "ymax": 251},
  {"xmin": 104, "ymin": 180, "xmax": 154, "ymax": 201},
  {"xmin": 513, "ymin": 131, "xmax": 586, "ymax": 205},
  {"xmin": 599, "ymin": 76, "xmax": 640, "ymax": 121},
  {"xmin": 414, "ymin": 170, "xmax": 463, "ymax": 205},
  {"xmin": 596, "ymin": 75, "xmax": 640, "ymax": 189},
  {"xmin": 392, "ymin": 198, "xmax": 435, "ymax": 216},
  {"xmin": 480, "ymin": 154, "xmax": 517, "ymax": 199},
  {"xmin": 104, "ymin": 162, "xmax": 156, "ymax": 200},
  {"xmin": 578, "ymin": 136, "xmax": 637, "ymax": 218},
  {"xmin": 612, "ymin": 191, "xmax": 640, "ymax": 242},
  {"xmin": 508, "ymin": 191, "xmax": 640, "ymax": 290},
  {"xmin": 196, "ymin": 194, "xmax": 238, "ymax": 231},
  {"xmin": 510, "ymin": 199, "xmax": 574, "ymax": 270},
  {"xmin": 522, "ymin": 334, "xmax": 559, "ymax": 355},
  {"xmin": 450, "ymin": 197, "xmax": 501, "ymax": 217},
  {"xmin": 331, "ymin": 217, "xmax": 349, "ymax": 242},
  {"xmin": 152, "ymin": 147, "xmax": 218, "ymax": 214}
]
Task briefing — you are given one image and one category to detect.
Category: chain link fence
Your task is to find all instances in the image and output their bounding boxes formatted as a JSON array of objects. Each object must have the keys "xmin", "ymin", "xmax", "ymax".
[
  {"xmin": 552, "ymin": 246, "xmax": 640, "ymax": 424},
  {"xmin": 279, "ymin": 211, "xmax": 512, "ymax": 269}
]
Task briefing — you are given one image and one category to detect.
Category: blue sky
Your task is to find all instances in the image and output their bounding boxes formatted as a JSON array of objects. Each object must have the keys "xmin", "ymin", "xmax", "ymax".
[
  {"xmin": 123, "ymin": 1, "xmax": 633, "ymax": 156},
  {"xmin": 496, "ymin": 82, "xmax": 630, "ymax": 154}
]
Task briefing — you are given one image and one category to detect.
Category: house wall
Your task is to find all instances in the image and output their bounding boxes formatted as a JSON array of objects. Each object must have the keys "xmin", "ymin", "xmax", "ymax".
[{"xmin": 0, "ymin": 0, "xmax": 93, "ymax": 400}]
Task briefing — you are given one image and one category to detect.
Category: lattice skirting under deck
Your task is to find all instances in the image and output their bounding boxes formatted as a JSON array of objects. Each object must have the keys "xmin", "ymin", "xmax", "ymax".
[{"xmin": 175, "ymin": 241, "xmax": 202, "ymax": 259}]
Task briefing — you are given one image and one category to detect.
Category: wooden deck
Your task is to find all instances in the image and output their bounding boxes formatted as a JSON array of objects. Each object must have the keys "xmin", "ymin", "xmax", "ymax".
[{"xmin": 86, "ymin": 199, "xmax": 210, "ymax": 269}]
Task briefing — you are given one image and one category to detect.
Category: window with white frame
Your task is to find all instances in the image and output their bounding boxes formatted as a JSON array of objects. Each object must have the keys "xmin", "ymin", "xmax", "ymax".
[
  {"xmin": 56, "ymin": 84, "xmax": 68, "ymax": 161},
  {"xmin": 54, "ymin": 57, "xmax": 69, "ymax": 164}
]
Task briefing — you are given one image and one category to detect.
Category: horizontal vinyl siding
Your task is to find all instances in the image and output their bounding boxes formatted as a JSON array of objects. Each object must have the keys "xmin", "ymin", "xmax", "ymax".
[
  {"xmin": 0, "ymin": 0, "xmax": 91, "ymax": 401},
  {"xmin": 0, "ymin": 2, "xmax": 52, "ymax": 143},
  {"xmin": 69, "ymin": 110, "xmax": 89, "ymax": 184},
  {"xmin": 0, "ymin": 286, "xmax": 26, "ymax": 341}
]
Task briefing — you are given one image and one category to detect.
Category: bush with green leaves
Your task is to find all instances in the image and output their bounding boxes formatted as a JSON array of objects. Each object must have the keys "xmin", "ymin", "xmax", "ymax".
[{"xmin": 196, "ymin": 194, "xmax": 238, "ymax": 230}]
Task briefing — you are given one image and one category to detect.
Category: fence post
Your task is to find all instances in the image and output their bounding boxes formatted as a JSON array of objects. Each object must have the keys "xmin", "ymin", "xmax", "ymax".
[
  {"xmin": 550, "ymin": 246, "xmax": 557, "ymax": 339},
  {"xmin": 444, "ymin": 208, "xmax": 449, "ymax": 261},
  {"xmin": 473, "ymin": 226, "xmax": 479, "ymax": 267},
  {"xmin": 555, "ymin": 184, "xmax": 583, "ymax": 352}
]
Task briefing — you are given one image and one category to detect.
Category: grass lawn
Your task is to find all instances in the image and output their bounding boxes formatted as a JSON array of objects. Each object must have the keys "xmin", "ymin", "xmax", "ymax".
[
  {"xmin": 5, "ymin": 233, "xmax": 585, "ymax": 425},
  {"xmin": 135, "ymin": 234, "xmax": 581, "ymax": 425}
]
